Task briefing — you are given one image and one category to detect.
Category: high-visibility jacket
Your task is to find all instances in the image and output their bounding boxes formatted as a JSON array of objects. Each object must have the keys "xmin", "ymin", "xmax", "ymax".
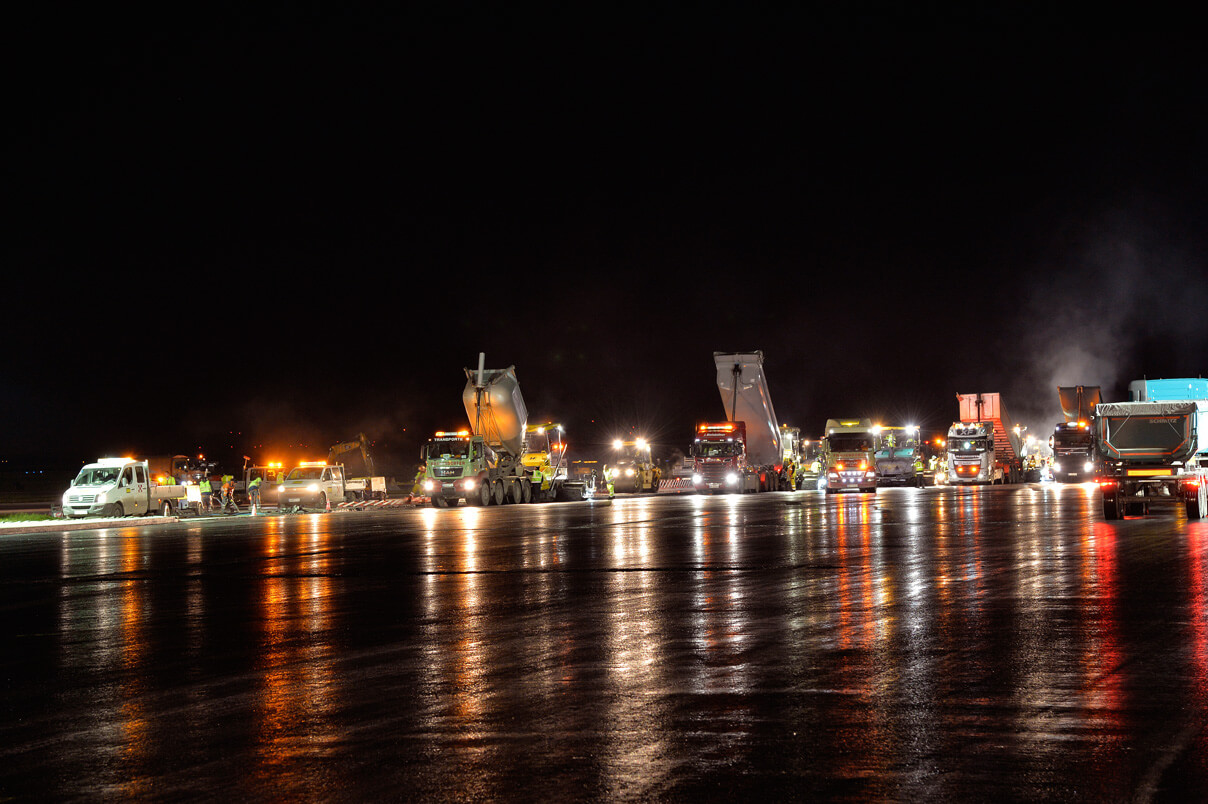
[{"xmin": 200, "ymin": 479, "xmax": 212, "ymax": 493}]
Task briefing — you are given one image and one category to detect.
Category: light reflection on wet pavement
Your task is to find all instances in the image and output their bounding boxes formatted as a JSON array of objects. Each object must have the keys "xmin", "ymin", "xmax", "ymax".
[{"xmin": 4, "ymin": 484, "xmax": 1208, "ymax": 800}]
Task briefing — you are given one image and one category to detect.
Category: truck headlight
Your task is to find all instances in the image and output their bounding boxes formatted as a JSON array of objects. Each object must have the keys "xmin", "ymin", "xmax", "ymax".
[
  {"xmin": 692, "ymin": 473, "xmax": 703, "ymax": 484},
  {"xmin": 464, "ymin": 478, "xmax": 476, "ymax": 491},
  {"xmin": 423, "ymin": 479, "xmax": 435, "ymax": 492},
  {"xmin": 1083, "ymin": 461, "xmax": 1095, "ymax": 473},
  {"xmin": 278, "ymin": 485, "xmax": 285, "ymax": 493},
  {"xmin": 725, "ymin": 473, "xmax": 738, "ymax": 485},
  {"xmin": 1053, "ymin": 462, "xmax": 1062, "ymax": 473},
  {"xmin": 625, "ymin": 468, "xmax": 635, "ymax": 477},
  {"xmin": 307, "ymin": 483, "xmax": 319, "ymax": 492}
]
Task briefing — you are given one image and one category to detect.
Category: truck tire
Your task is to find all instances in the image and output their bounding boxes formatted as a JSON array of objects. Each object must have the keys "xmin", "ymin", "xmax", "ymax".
[
  {"xmin": 492, "ymin": 479, "xmax": 505, "ymax": 506},
  {"xmin": 434, "ymin": 496, "xmax": 449, "ymax": 508},
  {"xmin": 477, "ymin": 482, "xmax": 492, "ymax": 507},
  {"xmin": 1102, "ymin": 491, "xmax": 1122, "ymax": 520},
  {"xmin": 508, "ymin": 480, "xmax": 524, "ymax": 505},
  {"xmin": 522, "ymin": 480, "xmax": 532, "ymax": 504},
  {"xmin": 1188, "ymin": 485, "xmax": 1207, "ymax": 520},
  {"xmin": 161, "ymin": 500, "xmax": 174, "ymax": 517}
]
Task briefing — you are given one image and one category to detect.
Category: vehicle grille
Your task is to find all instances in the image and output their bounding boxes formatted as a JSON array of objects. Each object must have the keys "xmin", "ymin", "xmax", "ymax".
[
  {"xmin": 67, "ymin": 494, "xmax": 96, "ymax": 503},
  {"xmin": 434, "ymin": 467, "xmax": 463, "ymax": 478}
]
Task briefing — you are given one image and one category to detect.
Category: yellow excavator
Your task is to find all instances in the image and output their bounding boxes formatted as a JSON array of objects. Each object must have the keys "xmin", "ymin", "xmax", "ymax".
[{"xmin": 327, "ymin": 433, "xmax": 386, "ymax": 500}]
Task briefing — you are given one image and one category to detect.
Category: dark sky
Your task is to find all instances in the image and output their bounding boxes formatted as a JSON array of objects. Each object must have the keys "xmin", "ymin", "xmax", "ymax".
[{"xmin": 6, "ymin": 11, "xmax": 1208, "ymax": 472}]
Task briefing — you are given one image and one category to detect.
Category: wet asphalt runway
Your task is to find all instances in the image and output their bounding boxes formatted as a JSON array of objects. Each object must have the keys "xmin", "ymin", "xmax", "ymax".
[{"xmin": 4, "ymin": 484, "xmax": 1208, "ymax": 801}]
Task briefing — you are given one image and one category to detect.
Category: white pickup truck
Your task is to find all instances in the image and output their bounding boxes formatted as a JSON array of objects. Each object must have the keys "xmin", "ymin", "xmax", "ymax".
[{"xmin": 62, "ymin": 458, "xmax": 187, "ymax": 518}]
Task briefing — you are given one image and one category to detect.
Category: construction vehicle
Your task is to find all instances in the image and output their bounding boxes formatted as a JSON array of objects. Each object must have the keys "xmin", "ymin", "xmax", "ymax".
[
  {"xmin": 693, "ymin": 351, "xmax": 783, "ymax": 493},
  {"xmin": 1095, "ymin": 398, "xmax": 1208, "ymax": 520},
  {"xmin": 328, "ymin": 433, "xmax": 387, "ymax": 500},
  {"xmin": 1049, "ymin": 386, "xmax": 1101, "ymax": 483},
  {"xmin": 61, "ymin": 457, "xmax": 187, "ymax": 518},
  {"xmin": 874, "ymin": 425, "xmax": 926, "ymax": 487},
  {"xmin": 821, "ymin": 418, "xmax": 879, "ymax": 493},
  {"xmin": 421, "ymin": 354, "xmax": 587, "ymax": 507},
  {"xmin": 947, "ymin": 393, "xmax": 1023, "ymax": 485},
  {"xmin": 607, "ymin": 437, "xmax": 659, "ymax": 493}
]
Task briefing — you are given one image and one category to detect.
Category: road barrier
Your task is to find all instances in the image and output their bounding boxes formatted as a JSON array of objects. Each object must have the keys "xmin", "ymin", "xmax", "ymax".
[
  {"xmin": 658, "ymin": 478, "xmax": 695, "ymax": 494},
  {"xmin": 336, "ymin": 497, "xmax": 424, "ymax": 510}
]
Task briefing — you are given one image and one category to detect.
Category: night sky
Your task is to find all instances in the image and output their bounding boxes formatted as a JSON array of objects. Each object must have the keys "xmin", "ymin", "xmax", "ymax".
[{"xmin": 7, "ymin": 11, "xmax": 1208, "ymax": 474}]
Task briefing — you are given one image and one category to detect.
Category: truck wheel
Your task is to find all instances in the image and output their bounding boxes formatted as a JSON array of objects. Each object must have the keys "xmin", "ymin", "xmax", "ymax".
[
  {"xmin": 477, "ymin": 482, "xmax": 492, "ymax": 506},
  {"xmin": 434, "ymin": 496, "xmax": 449, "ymax": 508},
  {"xmin": 508, "ymin": 480, "xmax": 524, "ymax": 505},
  {"xmin": 1188, "ymin": 485, "xmax": 1207, "ymax": 520},
  {"xmin": 492, "ymin": 480, "xmax": 505, "ymax": 506},
  {"xmin": 161, "ymin": 500, "xmax": 173, "ymax": 517},
  {"xmin": 1102, "ymin": 491, "xmax": 1122, "ymax": 520},
  {"xmin": 522, "ymin": 480, "xmax": 532, "ymax": 504}
]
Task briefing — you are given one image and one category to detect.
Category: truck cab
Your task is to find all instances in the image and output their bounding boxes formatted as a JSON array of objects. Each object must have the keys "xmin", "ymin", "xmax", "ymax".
[
  {"xmin": 947, "ymin": 422, "xmax": 1000, "ymax": 484},
  {"xmin": 822, "ymin": 419, "xmax": 879, "ymax": 494},
  {"xmin": 422, "ymin": 430, "xmax": 491, "ymax": 507},
  {"xmin": 1050, "ymin": 420, "xmax": 1095, "ymax": 482},
  {"xmin": 278, "ymin": 462, "xmax": 346, "ymax": 510},
  {"xmin": 691, "ymin": 422, "xmax": 758, "ymax": 493}
]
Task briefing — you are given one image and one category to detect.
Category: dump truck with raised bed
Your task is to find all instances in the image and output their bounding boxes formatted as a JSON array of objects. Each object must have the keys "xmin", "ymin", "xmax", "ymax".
[
  {"xmin": 1095, "ymin": 399, "xmax": 1208, "ymax": 520},
  {"xmin": 1050, "ymin": 386, "xmax": 1100, "ymax": 483},
  {"xmin": 692, "ymin": 351, "xmax": 783, "ymax": 493},
  {"xmin": 421, "ymin": 354, "xmax": 587, "ymax": 507},
  {"xmin": 947, "ymin": 393, "xmax": 1023, "ymax": 484}
]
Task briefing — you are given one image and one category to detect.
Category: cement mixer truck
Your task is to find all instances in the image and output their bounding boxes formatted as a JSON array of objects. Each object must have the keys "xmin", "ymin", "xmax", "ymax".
[
  {"xmin": 691, "ymin": 351, "xmax": 783, "ymax": 493},
  {"xmin": 420, "ymin": 354, "xmax": 588, "ymax": 507}
]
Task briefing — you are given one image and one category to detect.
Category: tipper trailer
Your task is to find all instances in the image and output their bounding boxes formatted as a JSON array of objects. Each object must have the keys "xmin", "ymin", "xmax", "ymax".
[
  {"xmin": 694, "ymin": 351, "xmax": 783, "ymax": 493},
  {"xmin": 1095, "ymin": 399, "xmax": 1208, "ymax": 520},
  {"xmin": 947, "ymin": 393, "xmax": 1023, "ymax": 484}
]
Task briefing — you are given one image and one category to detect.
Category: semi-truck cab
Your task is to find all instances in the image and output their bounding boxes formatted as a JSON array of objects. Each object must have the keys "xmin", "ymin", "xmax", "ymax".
[
  {"xmin": 947, "ymin": 421, "xmax": 1000, "ymax": 484},
  {"xmin": 692, "ymin": 421, "xmax": 758, "ymax": 493},
  {"xmin": 1050, "ymin": 421, "xmax": 1095, "ymax": 482},
  {"xmin": 822, "ymin": 418, "xmax": 879, "ymax": 494}
]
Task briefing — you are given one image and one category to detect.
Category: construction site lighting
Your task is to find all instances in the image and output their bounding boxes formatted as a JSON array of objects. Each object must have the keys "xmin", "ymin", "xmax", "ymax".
[{"xmin": 613, "ymin": 439, "xmax": 624, "ymax": 450}]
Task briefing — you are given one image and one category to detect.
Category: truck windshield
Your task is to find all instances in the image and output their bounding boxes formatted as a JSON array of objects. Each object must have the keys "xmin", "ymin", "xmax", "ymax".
[
  {"xmin": 695, "ymin": 441, "xmax": 740, "ymax": 458},
  {"xmin": 829, "ymin": 435, "xmax": 873, "ymax": 452},
  {"xmin": 1053, "ymin": 430, "xmax": 1092, "ymax": 449},
  {"xmin": 426, "ymin": 440, "xmax": 470, "ymax": 459},
  {"xmin": 950, "ymin": 438, "xmax": 988, "ymax": 453},
  {"xmin": 876, "ymin": 447, "xmax": 917, "ymax": 459},
  {"xmin": 286, "ymin": 467, "xmax": 325, "ymax": 481},
  {"xmin": 73, "ymin": 467, "xmax": 121, "ymax": 485}
]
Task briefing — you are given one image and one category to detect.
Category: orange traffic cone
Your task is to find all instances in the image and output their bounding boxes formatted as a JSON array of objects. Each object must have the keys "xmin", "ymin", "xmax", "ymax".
[
  {"xmin": 325, "ymin": 497, "xmax": 331, "ymax": 513},
  {"xmin": 251, "ymin": 503, "xmax": 257, "ymax": 517}
]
